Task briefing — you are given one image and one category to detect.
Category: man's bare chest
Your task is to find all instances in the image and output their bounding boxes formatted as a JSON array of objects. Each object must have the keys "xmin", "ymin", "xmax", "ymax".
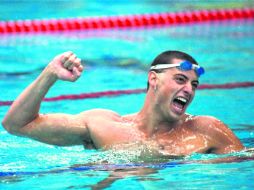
[
  {"xmin": 89, "ymin": 119, "xmax": 210, "ymax": 155},
  {"xmin": 150, "ymin": 133, "xmax": 210, "ymax": 155},
  {"xmin": 98, "ymin": 129, "xmax": 209, "ymax": 155}
]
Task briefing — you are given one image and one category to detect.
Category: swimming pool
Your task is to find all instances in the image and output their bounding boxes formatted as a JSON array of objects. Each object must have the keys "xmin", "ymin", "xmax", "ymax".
[{"xmin": 1, "ymin": 1, "xmax": 254, "ymax": 189}]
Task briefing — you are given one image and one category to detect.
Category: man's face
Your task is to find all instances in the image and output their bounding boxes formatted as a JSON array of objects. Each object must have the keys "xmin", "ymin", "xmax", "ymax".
[{"xmin": 153, "ymin": 59, "xmax": 199, "ymax": 121}]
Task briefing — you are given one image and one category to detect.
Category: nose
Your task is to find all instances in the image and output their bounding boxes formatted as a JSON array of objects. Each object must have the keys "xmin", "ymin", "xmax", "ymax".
[{"xmin": 182, "ymin": 82, "xmax": 194, "ymax": 96}]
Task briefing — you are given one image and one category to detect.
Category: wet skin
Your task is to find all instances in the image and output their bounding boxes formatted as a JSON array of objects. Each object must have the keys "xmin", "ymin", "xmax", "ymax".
[{"xmin": 2, "ymin": 52, "xmax": 244, "ymax": 158}]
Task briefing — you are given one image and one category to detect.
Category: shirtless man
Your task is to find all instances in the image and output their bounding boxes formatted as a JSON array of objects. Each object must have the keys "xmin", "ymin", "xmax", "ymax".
[{"xmin": 2, "ymin": 50, "xmax": 244, "ymax": 156}]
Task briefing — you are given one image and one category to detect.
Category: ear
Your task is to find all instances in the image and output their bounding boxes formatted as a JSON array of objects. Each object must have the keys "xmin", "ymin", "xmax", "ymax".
[{"xmin": 148, "ymin": 71, "xmax": 158, "ymax": 90}]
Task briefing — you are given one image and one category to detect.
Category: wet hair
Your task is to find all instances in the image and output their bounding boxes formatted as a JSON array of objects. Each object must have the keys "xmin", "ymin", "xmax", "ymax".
[{"xmin": 147, "ymin": 50, "xmax": 199, "ymax": 91}]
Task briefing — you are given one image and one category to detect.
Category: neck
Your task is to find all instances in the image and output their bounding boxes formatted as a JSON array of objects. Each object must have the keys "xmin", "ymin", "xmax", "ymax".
[{"xmin": 136, "ymin": 93, "xmax": 182, "ymax": 137}]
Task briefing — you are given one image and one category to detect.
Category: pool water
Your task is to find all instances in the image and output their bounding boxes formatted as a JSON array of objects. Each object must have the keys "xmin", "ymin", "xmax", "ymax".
[
  {"xmin": 0, "ymin": 0, "xmax": 253, "ymax": 21},
  {"xmin": 1, "ymin": 1, "xmax": 254, "ymax": 190}
]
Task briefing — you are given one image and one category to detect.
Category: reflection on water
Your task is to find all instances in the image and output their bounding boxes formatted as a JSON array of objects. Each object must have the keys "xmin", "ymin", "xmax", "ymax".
[{"xmin": 1, "ymin": 148, "xmax": 253, "ymax": 188}]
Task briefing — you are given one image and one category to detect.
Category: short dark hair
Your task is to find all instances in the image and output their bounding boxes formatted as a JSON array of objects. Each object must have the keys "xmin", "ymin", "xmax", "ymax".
[{"xmin": 147, "ymin": 50, "xmax": 198, "ymax": 90}]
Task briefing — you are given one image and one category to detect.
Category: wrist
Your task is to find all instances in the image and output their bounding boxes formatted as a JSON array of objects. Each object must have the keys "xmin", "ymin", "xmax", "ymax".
[{"xmin": 40, "ymin": 66, "xmax": 58, "ymax": 85}]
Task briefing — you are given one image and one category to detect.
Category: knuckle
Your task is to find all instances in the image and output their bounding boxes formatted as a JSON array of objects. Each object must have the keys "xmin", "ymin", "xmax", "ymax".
[
  {"xmin": 79, "ymin": 65, "xmax": 83, "ymax": 69},
  {"xmin": 66, "ymin": 51, "xmax": 73, "ymax": 56},
  {"xmin": 68, "ymin": 56, "xmax": 77, "ymax": 63},
  {"xmin": 70, "ymin": 54, "xmax": 76, "ymax": 59},
  {"xmin": 73, "ymin": 60, "xmax": 80, "ymax": 66},
  {"xmin": 76, "ymin": 58, "xmax": 81, "ymax": 64},
  {"xmin": 62, "ymin": 52, "xmax": 74, "ymax": 62}
]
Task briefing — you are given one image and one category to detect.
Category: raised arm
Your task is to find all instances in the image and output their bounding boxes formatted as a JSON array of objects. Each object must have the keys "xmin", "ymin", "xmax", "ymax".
[{"xmin": 1, "ymin": 52, "xmax": 89, "ymax": 146}]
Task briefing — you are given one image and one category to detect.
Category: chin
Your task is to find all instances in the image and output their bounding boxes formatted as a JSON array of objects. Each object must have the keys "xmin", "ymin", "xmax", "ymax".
[{"xmin": 168, "ymin": 105, "xmax": 186, "ymax": 120}]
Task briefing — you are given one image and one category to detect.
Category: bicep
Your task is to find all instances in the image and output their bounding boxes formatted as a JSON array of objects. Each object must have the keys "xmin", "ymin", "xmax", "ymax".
[{"xmin": 19, "ymin": 113, "xmax": 89, "ymax": 146}]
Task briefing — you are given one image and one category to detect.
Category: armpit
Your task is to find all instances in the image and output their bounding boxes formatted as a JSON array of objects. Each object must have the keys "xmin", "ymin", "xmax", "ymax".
[{"xmin": 83, "ymin": 139, "xmax": 97, "ymax": 149}]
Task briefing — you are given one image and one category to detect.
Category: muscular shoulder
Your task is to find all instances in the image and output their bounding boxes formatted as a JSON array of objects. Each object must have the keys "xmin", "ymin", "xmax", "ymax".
[
  {"xmin": 80, "ymin": 109, "xmax": 120, "ymax": 117},
  {"xmin": 192, "ymin": 115, "xmax": 224, "ymax": 128},
  {"xmin": 78, "ymin": 109, "xmax": 121, "ymax": 125},
  {"xmin": 77, "ymin": 109, "xmax": 132, "ymax": 149},
  {"xmin": 190, "ymin": 115, "xmax": 232, "ymax": 136},
  {"xmin": 188, "ymin": 115, "xmax": 244, "ymax": 153}
]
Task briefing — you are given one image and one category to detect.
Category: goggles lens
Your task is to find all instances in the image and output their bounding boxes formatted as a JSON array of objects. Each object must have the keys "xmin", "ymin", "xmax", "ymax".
[{"xmin": 177, "ymin": 61, "xmax": 205, "ymax": 77}]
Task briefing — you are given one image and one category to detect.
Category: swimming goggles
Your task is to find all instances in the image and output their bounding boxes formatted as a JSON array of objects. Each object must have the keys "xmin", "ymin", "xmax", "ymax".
[{"xmin": 150, "ymin": 60, "xmax": 205, "ymax": 77}]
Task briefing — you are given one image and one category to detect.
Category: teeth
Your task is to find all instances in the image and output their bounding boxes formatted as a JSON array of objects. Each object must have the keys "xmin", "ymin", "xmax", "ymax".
[{"xmin": 176, "ymin": 97, "xmax": 187, "ymax": 103}]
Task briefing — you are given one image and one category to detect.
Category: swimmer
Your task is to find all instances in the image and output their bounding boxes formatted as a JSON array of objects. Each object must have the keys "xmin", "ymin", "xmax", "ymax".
[{"xmin": 2, "ymin": 50, "xmax": 245, "ymax": 156}]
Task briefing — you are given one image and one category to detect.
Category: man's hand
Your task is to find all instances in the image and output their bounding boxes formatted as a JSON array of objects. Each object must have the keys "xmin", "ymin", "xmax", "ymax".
[{"xmin": 47, "ymin": 51, "xmax": 84, "ymax": 82}]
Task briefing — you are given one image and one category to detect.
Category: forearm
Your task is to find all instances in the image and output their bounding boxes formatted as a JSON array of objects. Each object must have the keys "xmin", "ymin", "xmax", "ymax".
[{"xmin": 2, "ymin": 66, "xmax": 57, "ymax": 134}]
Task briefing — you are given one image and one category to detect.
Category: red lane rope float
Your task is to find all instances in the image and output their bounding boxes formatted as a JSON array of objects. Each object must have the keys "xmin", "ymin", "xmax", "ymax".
[
  {"xmin": 0, "ymin": 8, "xmax": 254, "ymax": 33},
  {"xmin": 0, "ymin": 82, "xmax": 253, "ymax": 107}
]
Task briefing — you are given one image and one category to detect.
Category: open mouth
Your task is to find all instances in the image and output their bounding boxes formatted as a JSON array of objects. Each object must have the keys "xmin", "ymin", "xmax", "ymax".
[{"xmin": 172, "ymin": 96, "xmax": 188, "ymax": 113}]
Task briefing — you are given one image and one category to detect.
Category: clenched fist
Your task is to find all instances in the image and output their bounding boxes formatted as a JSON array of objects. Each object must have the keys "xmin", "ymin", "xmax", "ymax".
[{"xmin": 47, "ymin": 51, "xmax": 84, "ymax": 82}]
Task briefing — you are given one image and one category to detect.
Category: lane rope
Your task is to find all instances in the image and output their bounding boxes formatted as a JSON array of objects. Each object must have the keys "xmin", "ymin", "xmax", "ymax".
[
  {"xmin": 0, "ymin": 8, "xmax": 253, "ymax": 33},
  {"xmin": 1, "ymin": 154, "xmax": 254, "ymax": 177},
  {"xmin": 0, "ymin": 82, "xmax": 253, "ymax": 107},
  {"xmin": 0, "ymin": 161, "xmax": 181, "ymax": 177}
]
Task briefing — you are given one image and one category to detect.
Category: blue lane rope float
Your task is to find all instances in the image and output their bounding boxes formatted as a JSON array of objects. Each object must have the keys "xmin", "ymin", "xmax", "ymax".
[
  {"xmin": 0, "ymin": 161, "xmax": 181, "ymax": 177},
  {"xmin": 2, "ymin": 154, "xmax": 254, "ymax": 177}
]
